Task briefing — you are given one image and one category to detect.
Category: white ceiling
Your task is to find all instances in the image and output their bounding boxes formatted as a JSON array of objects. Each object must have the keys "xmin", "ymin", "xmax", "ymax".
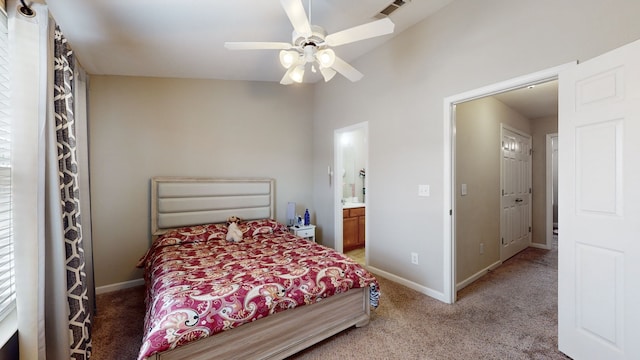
[
  {"xmin": 44, "ymin": 0, "xmax": 454, "ymax": 82},
  {"xmin": 42, "ymin": 0, "xmax": 557, "ymax": 116},
  {"xmin": 492, "ymin": 80, "xmax": 558, "ymax": 119}
]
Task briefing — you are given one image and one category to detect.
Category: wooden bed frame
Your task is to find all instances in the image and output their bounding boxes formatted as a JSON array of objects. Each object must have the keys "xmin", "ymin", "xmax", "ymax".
[{"xmin": 149, "ymin": 177, "xmax": 371, "ymax": 360}]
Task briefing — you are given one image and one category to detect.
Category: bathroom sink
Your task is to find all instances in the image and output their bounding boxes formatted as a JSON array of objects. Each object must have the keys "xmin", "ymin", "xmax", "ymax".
[{"xmin": 343, "ymin": 202, "xmax": 366, "ymax": 209}]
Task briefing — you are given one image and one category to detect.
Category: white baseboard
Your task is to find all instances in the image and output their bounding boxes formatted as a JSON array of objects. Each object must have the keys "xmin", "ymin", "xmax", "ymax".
[
  {"xmin": 96, "ymin": 278, "xmax": 145, "ymax": 295},
  {"xmin": 456, "ymin": 260, "xmax": 502, "ymax": 291},
  {"xmin": 366, "ymin": 265, "xmax": 448, "ymax": 303},
  {"xmin": 530, "ymin": 242, "xmax": 551, "ymax": 250}
]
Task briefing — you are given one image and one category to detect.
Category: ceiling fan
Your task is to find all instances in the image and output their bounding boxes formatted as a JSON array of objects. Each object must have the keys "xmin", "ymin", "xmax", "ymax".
[{"xmin": 224, "ymin": 0, "xmax": 395, "ymax": 85}]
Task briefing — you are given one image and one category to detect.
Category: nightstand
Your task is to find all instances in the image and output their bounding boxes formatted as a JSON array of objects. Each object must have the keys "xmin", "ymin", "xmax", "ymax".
[{"xmin": 289, "ymin": 224, "xmax": 316, "ymax": 242}]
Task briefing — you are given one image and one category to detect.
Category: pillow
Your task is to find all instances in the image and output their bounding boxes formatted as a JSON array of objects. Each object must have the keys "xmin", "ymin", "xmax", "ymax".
[
  {"xmin": 137, "ymin": 223, "xmax": 228, "ymax": 268},
  {"xmin": 155, "ymin": 223, "xmax": 228, "ymax": 246},
  {"xmin": 241, "ymin": 219, "xmax": 288, "ymax": 238}
]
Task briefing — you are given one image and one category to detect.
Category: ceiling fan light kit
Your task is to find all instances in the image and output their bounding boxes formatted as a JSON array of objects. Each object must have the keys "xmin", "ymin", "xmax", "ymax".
[
  {"xmin": 279, "ymin": 50, "xmax": 299, "ymax": 69},
  {"xmin": 224, "ymin": 0, "xmax": 395, "ymax": 85},
  {"xmin": 316, "ymin": 49, "xmax": 335, "ymax": 68},
  {"xmin": 290, "ymin": 65, "xmax": 305, "ymax": 83}
]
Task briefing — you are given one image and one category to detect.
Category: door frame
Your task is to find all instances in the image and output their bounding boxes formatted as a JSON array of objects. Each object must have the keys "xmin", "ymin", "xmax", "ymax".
[
  {"xmin": 334, "ymin": 121, "xmax": 368, "ymax": 258},
  {"xmin": 545, "ymin": 133, "xmax": 558, "ymax": 250},
  {"xmin": 443, "ymin": 62, "xmax": 576, "ymax": 304}
]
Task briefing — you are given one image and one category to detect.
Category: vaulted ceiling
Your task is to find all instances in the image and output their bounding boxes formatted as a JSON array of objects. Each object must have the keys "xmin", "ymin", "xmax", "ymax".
[
  {"xmin": 43, "ymin": 0, "xmax": 557, "ymax": 118},
  {"xmin": 45, "ymin": 0, "xmax": 454, "ymax": 82}
]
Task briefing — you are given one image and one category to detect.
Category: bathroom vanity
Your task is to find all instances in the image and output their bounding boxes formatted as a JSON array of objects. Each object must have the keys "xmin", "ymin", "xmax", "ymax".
[{"xmin": 343, "ymin": 205, "xmax": 365, "ymax": 251}]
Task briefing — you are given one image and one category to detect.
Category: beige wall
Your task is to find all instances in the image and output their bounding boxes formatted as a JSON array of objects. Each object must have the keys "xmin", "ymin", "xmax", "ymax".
[
  {"xmin": 88, "ymin": 76, "xmax": 314, "ymax": 287},
  {"xmin": 531, "ymin": 115, "xmax": 558, "ymax": 245},
  {"xmin": 311, "ymin": 0, "xmax": 640, "ymax": 295},
  {"xmin": 87, "ymin": 0, "xmax": 640, "ymax": 293},
  {"xmin": 455, "ymin": 97, "xmax": 531, "ymax": 284}
]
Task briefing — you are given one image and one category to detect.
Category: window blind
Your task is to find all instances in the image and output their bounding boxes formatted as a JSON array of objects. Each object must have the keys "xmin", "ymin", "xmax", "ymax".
[{"xmin": 0, "ymin": 8, "xmax": 14, "ymax": 322}]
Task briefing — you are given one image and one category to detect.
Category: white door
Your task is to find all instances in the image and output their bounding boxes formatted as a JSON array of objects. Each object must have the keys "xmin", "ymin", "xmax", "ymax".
[
  {"xmin": 558, "ymin": 39, "xmax": 640, "ymax": 359},
  {"xmin": 500, "ymin": 126, "xmax": 532, "ymax": 261}
]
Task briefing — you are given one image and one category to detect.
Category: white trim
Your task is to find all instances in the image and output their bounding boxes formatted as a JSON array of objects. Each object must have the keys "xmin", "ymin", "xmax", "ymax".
[
  {"xmin": 456, "ymin": 260, "xmax": 502, "ymax": 291},
  {"xmin": 546, "ymin": 133, "xmax": 558, "ymax": 249},
  {"xmin": 366, "ymin": 266, "xmax": 448, "ymax": 303},
  {"xmin": 333, "ymin": 122, "xmax": 368, "ymax": 258},
  {"xmin": 0, "ymin": 309, "xmax": 16, "ymax": 349},
  {"xmin": 333, "ymin": 130, "xmax": 343, "ymax": 253},
  {"xmin": 530, "ymin": 242, "xmax": 551, "ymax": 250},
  {"xmin": 95, "ymin": 278, "xmax": 144, "ymax": 295},
  {"xmin": 443, "ymin": 61, "xmax": 576, "ymax": 304},
  {"xmin": 500, "ymin": 123, "xmax": 531, "ymax": 139},
  {"xmin": 443, "ymin": 103, "xmax": 455, "ymax": 304}
]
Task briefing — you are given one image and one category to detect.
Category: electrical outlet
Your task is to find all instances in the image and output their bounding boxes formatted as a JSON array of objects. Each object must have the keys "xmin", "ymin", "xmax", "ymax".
[
  {"xmin": 418, "ymin": 184, "xmax": 430, "ymax": 197},
  {"xmin": 411, "ymin": 252, "xmax": 419, "ymax": 265},
  {"xmin": 480, "ymin": 243, "xmax": 484, "ymax": 254}
]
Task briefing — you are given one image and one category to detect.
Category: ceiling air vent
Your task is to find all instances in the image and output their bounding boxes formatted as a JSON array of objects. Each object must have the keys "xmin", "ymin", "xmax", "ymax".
[{"xmin": 378, "ymin": 0, "xmax": 409, "ymax": 17}]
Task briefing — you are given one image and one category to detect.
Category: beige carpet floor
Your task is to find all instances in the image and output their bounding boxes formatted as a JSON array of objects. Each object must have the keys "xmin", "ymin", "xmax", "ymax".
[{"xmin": 93, "ymin": 243, "xmax": 568, "ymax": 360}]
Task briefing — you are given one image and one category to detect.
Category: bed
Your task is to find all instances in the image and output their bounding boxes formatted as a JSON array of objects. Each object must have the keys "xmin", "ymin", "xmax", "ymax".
[{"xmin": 138, "ymin": 177, "xmax": 379, "ymax": 360}]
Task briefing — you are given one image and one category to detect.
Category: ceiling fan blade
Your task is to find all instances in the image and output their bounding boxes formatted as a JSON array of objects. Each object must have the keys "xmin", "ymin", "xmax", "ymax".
[
  {"xmin": 280, "ymin": 0, "xmax": 312, "ymax": 37},
  {"xmin": 331, "ymin": 56, "xmax": 363, "ymax": 82},
  {"xmin": 325, "ymin": 18, "xmax": 395, "ymax": 47},
  {"xmin": 225, "ymin": 42, "xmax": 293, "ymax": 50}
]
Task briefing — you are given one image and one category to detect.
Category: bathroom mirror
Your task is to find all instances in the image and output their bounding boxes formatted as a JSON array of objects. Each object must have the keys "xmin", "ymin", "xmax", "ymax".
[{"xmin": 340, "ymin": 128, "xmax": 366, "ymax": 204}]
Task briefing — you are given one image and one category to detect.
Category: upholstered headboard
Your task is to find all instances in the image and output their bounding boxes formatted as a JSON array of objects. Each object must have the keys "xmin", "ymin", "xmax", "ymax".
[{"xmin": 151, "ymin": 177, "xmax": 275, "ymax": 236}]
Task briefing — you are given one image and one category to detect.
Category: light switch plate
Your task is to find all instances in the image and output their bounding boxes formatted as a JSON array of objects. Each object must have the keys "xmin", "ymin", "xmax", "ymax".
[
  {"xmin": 461, "ymin": 183, "xmax": 468, "ymax": 196},
  {"xmin": 418, "ymin": 184, "xmax": 430, "ymax": 197}
]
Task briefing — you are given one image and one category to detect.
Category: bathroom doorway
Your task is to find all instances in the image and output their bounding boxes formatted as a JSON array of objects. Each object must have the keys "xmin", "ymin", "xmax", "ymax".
[{"xmin": 334, "ymin": 122, "xmax": 368, "ymax": 265}]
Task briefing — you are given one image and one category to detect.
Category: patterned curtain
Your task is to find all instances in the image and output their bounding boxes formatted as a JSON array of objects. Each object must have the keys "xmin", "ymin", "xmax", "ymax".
[{"xmin": 53, "ymin": 25, "xmax": 92, "ymax": 359}]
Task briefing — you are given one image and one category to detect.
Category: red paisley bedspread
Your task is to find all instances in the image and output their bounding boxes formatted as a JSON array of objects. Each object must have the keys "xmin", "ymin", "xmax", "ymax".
[{"xmin": 137, "ymin": 220, "xmax": 379, "ymax": 359}]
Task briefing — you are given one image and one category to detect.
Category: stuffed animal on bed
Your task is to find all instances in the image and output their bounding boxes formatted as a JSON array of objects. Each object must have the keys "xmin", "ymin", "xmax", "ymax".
[{"xmin": 226, "ymin": 216, "xmax": 243, "ymax": 242}]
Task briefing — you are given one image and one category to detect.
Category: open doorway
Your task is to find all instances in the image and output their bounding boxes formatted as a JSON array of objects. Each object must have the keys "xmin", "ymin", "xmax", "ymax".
[
  {"xmin": 334, "ymin": 122, "xmax": 368, "ymax": 265},
  {"xmin": 443, "ymin": 63, "xmax": 574, "ymax": 303},
  {"xmin": 454, "ymin": 85, "xmax": 556, "ymax": 292}
]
